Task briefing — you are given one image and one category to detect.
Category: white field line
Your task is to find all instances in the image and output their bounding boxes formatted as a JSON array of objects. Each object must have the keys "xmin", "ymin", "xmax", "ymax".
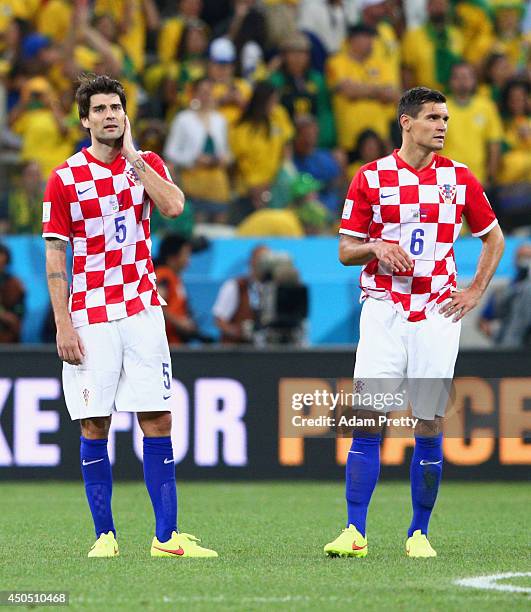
[{"xmin": 454, "ymin": 572, "xmax": 531, "ymax": 594}]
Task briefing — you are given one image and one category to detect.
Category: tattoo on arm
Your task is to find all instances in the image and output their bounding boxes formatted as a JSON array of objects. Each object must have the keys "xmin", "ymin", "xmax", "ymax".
[
  {"xmin": 132, "ymin": 158, "xmax": 146, "ymax": 173},
  {"xmin": 47, "ymin": 272, "xmax": 68, "ymax": 282},
  {"xmin": 45, "ymin": 238, "xmax": 67, "ymax": 252}
]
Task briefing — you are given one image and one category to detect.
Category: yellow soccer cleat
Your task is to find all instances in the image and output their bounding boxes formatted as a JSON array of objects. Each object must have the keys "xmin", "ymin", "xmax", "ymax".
[
  {"xmin": 88, "ymin": 531, "xmax": 119, "ymax": 558},
  {"xmin": 406, "ymin": 530, "xmax": 437, "ymax": 558},
  {"xmin": 150, "ymin": 532, "xmax": 218, "ymax": 558},
  {"xmin": 324, "ymin": 524, "xmax": 368, "ymax": 558}
]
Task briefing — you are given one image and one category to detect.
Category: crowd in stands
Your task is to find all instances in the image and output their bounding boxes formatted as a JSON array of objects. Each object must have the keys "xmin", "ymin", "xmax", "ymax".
[
  {"xmin": 0, "ymin": 0, "xmax": 529, "ymax": 237},
  {"xmin": 0, "ymin": 0, "xmax": 529, "ymax": 344}
]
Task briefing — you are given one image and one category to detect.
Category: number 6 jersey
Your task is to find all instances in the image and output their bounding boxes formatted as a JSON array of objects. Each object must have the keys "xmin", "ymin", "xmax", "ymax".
[
  {"xmin": 42, "ymin": 148, "xmax": 171, "ymax": 327},
  {"xmin": 339, "ymin": 150, "xmax": 498, "ymax": 322}
]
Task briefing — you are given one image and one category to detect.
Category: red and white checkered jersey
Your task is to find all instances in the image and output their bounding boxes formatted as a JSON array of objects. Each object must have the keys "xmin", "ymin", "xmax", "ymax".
[
  {"xmin": 339, "ymin": 150, "xmax": 498, "ymax": 322},
  {"xmin": 42, "ymin": 148, "xmax": 172, "ymax": 327}
]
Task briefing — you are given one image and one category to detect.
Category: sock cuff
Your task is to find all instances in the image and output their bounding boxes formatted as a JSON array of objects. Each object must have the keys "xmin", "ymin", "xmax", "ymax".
[
  {"xmin": 143, "ymin": 436, "xmax": 173, "ymax": 454},
  {"xmin": 352, "ymin": 434, "xmax": 381, "ymax": 446},
  {"xmin": 414, "ymin": 433, "xmax": 443, "ymax": 447}
]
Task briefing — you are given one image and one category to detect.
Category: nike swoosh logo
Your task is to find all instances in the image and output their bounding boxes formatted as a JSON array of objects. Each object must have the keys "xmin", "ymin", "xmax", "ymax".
[
  {"xmin": 419, "ymin": 459, "xmax": 442, "ymax": 466},
  {"xmin": 82, "ymin": 458, "xmax": 104, "ymax": 466},
  {"xmin": 164, "ymin": 458, "xmax": 174, "ymax": 464},
  {"xmin": 380, "ymin": 193, "xmax": 397, "ymax": 199},
  {"xmin": 77, "ymin": 187, "xmax": 93, "ymax": 195},
  {"xmin": 352, "ymin": 542, "xmax": 367, "ymax": 551},
  {"xmin": 153, "ymin": 545, "xmax": 184, "ymax": 556},
  {"xmin": 163, "ymin": 395, "xmax": 171, "ymax": 400},
  {"xmin": 348, "ymin": 451, "xmax": 364, "ymax": 455}
]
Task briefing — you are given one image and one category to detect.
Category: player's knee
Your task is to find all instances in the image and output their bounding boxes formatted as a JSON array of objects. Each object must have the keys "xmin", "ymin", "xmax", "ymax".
[
  {"xmin": 80, "ymin": 416, "xmax": 111, "ymax": 439},
  {"xmin": 138, "ymin": 411, "xmax": 172, "ymax": 437}
]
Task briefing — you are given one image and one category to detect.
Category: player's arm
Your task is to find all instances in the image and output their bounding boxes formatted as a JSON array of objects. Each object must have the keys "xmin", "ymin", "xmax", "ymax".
[
  {"xmin": 45, "ymin": 238, "xmax": 85, "ymax": 365},
  {"xmin": 339, "ymin": 235, "xmax": 413, "ymax": 272},
  {"xmin": 121, "ymin": 117, "xmax": 184, "ymax": 218},
  {"xmin": 440, "ymin": 224, "xmax": 504, "ymax": 321}
]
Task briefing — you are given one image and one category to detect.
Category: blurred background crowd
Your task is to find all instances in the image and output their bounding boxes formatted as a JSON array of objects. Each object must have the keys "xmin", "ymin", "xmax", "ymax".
[{"xmin": 0, "ymin": 0, "xmax": 529, "ymax": 346}]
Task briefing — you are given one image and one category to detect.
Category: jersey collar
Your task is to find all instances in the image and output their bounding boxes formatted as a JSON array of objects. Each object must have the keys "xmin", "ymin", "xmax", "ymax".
[
  {"xmin": 392, "ymin": 149, "xmax": 438, "ymax": 176},
  {"xmin": 82, "ymin": 147, "xmax": 126, "ymax": 172}
]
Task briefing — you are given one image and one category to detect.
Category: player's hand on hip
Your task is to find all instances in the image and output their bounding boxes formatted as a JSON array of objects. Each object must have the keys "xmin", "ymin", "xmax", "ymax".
[
  {"xmin": 439, "ymin": 287, "xmax": 481, "ymax": 322},
  {"xmin": 56, "ymin": 321, "xmax": 85, "ymax": 365},
  {"xmin": 371, "ymin": 241, "xmax": 414, "ymax": 273}
]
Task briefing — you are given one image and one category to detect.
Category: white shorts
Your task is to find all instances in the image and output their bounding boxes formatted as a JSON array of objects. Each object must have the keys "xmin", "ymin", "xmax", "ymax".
[
  {"xmin": 63, "ymin": 306, "xmax": 172, "ymax": 420},
  {"xmin": 353, "ymin": 298, "xmax": 461, "ymax": 419}
]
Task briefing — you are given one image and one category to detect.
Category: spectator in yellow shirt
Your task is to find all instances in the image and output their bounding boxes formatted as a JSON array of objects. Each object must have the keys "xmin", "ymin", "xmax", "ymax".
[
  {"xmin": 401, "ymin": 0, "xmax": 464, "ymax": 91},
  {"xmin": 207, "ymin": 37, "xmax": 252, "ymax": 125},
  {"xmin": 229, "ymin": 81, "xmax": 294, "ymax": 220},
  {"xmin": 497, "ymin": 79, "xmax": 531, "ymax": 185},
  {"xmin": 443, "ymin": 62, "xmax": 503, "ymax": 186},
  {"xmin": 158, "ymin": 0, "xmax": 203, "ymax": 64},
  {"xmin": 491, "ymin": 0, "xmax": 528, "ymax": 71},
  {"xmin": 35, "ymin": 0, "xmax": 72, "ymax": 44},
  {"xmin": 326, "ymin": 24, "xmax": 399, "ymax": 152}
]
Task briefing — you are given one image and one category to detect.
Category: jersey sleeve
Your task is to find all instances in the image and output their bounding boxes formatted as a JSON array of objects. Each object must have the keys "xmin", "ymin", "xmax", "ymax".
[
  {"xmin": 338, "ymin": 169, "xmax": 373, "ymax": 238},
  {"xmin": 142, "ymin": 151, "xmax": 173, "ymax": 182},
  {"xmin": 462, "ymin": 169, "xmax": 498, "ymax": 237},
  {"xmin": 42, "ymin": 171, "xmax": 71, "ymax": 241}
]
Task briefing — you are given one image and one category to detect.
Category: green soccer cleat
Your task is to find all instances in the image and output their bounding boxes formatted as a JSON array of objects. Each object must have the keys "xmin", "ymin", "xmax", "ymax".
[
  {"xmin": 151, "ymin": 531, "xmax": 218, "ymax": 558},
  {"xmin": 88, "ymin": 531, "xmax": 119, "ymax": 558},
  {"xmin": 324, "ymin": 524, "xmax": 368, "ymax": 558},
  {"xmin": 406, "ymin": 530, "xmax": 437, "ymax": 558}
]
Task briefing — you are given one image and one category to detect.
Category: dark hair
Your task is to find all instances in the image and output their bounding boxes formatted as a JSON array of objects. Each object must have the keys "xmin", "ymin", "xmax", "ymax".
[
  {"xmin": 176, "ymin": 19, "xmax": 208, "ymax": 61},
  {"xmin": 349, "ymin": 129, "xmax": 387, "ymax": 164},
  {"xmin": 499, "ymin": 79, "xmax": 529, "ymax": 118},
  {"xmin": 347, "ymin": 23, "xmax": 377, "ymax": 38},
  {"xmin": 75, "ymin": 74, "xmax": 126, "ymax": 119},
  {"xmin": 238, "ymin": 81, "xmax": 276, "ymax": 134},
  {"xmin": 397, "ymin": 87, "xmax": 446, "ymax": 131},
  {"xmin": 157, "ymin": 234, "xmax": 190, "ymax": 264}
]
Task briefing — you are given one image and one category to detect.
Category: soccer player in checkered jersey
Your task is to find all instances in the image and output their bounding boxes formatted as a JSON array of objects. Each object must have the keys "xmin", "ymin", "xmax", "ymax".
[
  {"xmin": 42, "ymin": 75, "xmax": 217, "ymax": 558},
  {"xmin": 324, "ymin": 87, "xmax": 504, "ymax": 558}
]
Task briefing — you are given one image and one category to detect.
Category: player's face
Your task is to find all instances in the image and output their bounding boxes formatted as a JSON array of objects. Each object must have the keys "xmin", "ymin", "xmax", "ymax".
[
  {"xmin": 82, "ymin": 93, "xmax": 126, "ymax": 145},
  {"xmin": 404, "ymin": 102, "xmax": 449, "ymax": 151}
]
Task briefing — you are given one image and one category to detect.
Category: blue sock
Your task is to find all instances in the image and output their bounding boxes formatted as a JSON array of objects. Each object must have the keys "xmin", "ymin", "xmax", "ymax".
[
  {"xmin": 408, "ymin": 434, "xmax": 443, "ymax": 537},
  {"xmin": 345, "ymin": 434, "xmax": 381, "ymax": 537},
  {"xmin": 80, "ymin": 437, "xmax": 115, "ymax": 538},
  {"xmin": 143, "ymin": 436, "xmax": 177, "ymax": 542}
]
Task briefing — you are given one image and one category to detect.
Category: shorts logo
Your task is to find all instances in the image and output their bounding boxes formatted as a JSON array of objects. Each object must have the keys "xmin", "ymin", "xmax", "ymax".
[
  {"xmin": 342, "ymin": 198, "xmax": 354, "ymax": 220},
  {"xmin": 83, "ymin": 388, "xmax": 90, "ymax": 406},
  {"xmin": 42, "ymin": 202, "xmax": 51, "ymax": 223},
  {"xmin": 439, "ymin": 184, "xmax": 456, "ymax": 205}
]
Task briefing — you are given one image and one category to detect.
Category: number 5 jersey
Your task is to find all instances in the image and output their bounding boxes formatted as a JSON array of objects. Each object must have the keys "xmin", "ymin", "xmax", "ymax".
[{"xmin": 42, "ymin": 148, "xmax": 171, "ymax": 327}]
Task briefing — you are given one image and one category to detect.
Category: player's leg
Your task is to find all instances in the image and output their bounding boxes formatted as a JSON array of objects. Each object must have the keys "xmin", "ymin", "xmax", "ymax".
[
  {"xmin": 80, "ymin": 416, "xmax": 118, "ymax": 557},
  {"xmin": 116, "ymin": 307, "xmax": 217, "ymax": 557},
  {"xmin": 406, "ymin": 307, "xmax": 461, "ymax": 557},
  {"xmin": 62, "ymin": 320, "xmax": 122, "ymax": 557},
  {"xmin": 325, "ymin": 299, "xmax": 407, "ymax": 557},
  {"xmin": 136, "ymin": 411, "xmax": 178, "ymax": 545}
]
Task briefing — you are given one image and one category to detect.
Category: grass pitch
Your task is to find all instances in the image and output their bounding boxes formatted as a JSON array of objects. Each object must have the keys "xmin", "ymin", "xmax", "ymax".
[{"xmin": 0, "ymin": 481, "xmax": 529, "ymax": 610}]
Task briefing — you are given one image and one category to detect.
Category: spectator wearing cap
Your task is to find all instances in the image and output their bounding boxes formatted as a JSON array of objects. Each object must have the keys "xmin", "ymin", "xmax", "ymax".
[
  {"xmin": 326, "ymin": 23, "xmax": 397, "ymax": 151},
  {"xmin": 208, "ymin": 37, "xmax": 252, "ymax": 125},
  {"xmin": 269, "ymin": 32, "xmax": 336, "ymax": 148},
  {"xmin": 401, "ymin": 0, "xmax": 464, "ymax": 91},
  {"xmin": 8, "ymin": 76, "xmax": 72, "ymax": 177},
  {"xmin": 164, "ymin": 77, "xmax": 231, "ymax": 223},
  {"xmin": 297, "ymin": 0, "xmax": 347, "ymax": 56},
  {"xmin": 292, "ymin": 114, "xmax": 343, "ymax": 214},
  {"xmin": 157, "ymin": 0, "xmax": 203, "ymax": 65},
  {"xmin": 236, "ymin": 172, "xmax": 330, "ymax": 236},
  {"xmin": 490, "ymin": 0, "xmax": 527, "ymax": 71},
  {"xmin": 0, "ymin": 243, "xmax": 25, "ymax": 344}
]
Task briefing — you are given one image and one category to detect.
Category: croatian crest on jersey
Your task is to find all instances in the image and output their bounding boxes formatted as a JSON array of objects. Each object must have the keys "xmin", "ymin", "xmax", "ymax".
[
  {"xmin": 438, "ymin": 183, "xmax": 456, "ymax": 205},
  {"xmin": 125, "ymin": 166, "xmax": 141, "ymax": 186}
]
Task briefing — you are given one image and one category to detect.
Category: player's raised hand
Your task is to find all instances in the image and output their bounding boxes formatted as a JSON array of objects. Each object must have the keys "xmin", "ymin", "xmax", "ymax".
[
  {"xmin": 120, "ymin": 115, "xmax": 137, "ymax": 160},
  {"xmin": 371, "ymin": 241, "xmax": 414, "ymax": 273},
  {"xmin": 439, "ymin": 287, "xmax": 481, "ymax": 322},
  {"xmin": 56, "ymin": 321, "xmax": 85, "ymax": 365}
]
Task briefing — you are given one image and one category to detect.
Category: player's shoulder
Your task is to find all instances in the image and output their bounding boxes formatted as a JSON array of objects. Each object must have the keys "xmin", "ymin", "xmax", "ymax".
[
  {"xmin": 433, "ymin": 154, "xmax": 476, "ymax": 181},
  {"xmin": 48, "ymin": 150, "xmax": 89, "ymax": 185},
  {"xmin": 139, "ymin": 149, "xmax": 164, "ymax": 164}
]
